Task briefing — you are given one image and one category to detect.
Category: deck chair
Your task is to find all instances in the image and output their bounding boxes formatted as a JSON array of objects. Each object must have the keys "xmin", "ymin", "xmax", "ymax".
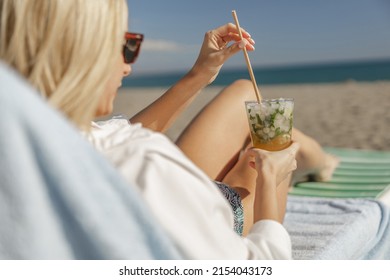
[
  {"xmin": 290, "ymin": 147, "xmax": 390, "ymax": 204},
  {"xmin": 284, "ymin": 147, "xmax": 390, "ymax": 259},
  {"xmin": 0, "ymin": 62, "xmax": 180, "ymax": 259}
]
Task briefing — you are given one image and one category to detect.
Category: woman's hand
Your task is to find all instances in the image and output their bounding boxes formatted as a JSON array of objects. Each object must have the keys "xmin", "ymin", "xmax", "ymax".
[
  {"xmin": 130, "ymin": 24, "xmax": 254, "ymax": 133},
  {"xmin": 246, "ymin": 142, "xmax": 300, "ymax": 187},
  {"xmin": 190, "ymin": 23, "xmax": 255, "ymax": 84}
]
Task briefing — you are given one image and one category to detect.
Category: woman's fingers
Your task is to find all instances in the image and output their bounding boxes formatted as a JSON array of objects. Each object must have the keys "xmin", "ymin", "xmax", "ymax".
[
  {"xmin": 213, "ymin": 23, "xmax": 252, "ymax": 39},
  {"xmin": 246, "ymin": 141, "xmax": 300, "ymax": 177},
  {"xmin": 220, "ymin": 33, "xmax": 255, "ymax": 46},
  {"xmin": 190, "ymin": 23, "xmax": 255, "ymax": 84},
  {"xmin": 287, "ymin": 142, "xmax": 300, "ymax": 154},
  {"xmin": 211, "ymin": 23, "xmax": 255, "ymax": 52}
]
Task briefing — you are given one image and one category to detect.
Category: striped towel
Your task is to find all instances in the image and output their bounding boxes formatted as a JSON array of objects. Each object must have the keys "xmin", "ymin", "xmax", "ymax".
[{"xmin": 284, "ymin": 195, "xmax": 390, "ymax": 259}]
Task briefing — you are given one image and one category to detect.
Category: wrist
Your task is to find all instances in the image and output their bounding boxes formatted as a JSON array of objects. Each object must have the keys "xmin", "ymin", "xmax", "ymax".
[
  {"xmin": 256, "ymin": 172, "xmax": 277, "ymax": 190},
  {"xmin": 188, "ymin": 64, "xmax": 218, "ymax": 85}
]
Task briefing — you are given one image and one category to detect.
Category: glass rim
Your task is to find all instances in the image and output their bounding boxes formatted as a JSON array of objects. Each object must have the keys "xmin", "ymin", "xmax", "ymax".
[{"xmin": 245, "ymin": 98, "xmax": 294, "ymax": 105}]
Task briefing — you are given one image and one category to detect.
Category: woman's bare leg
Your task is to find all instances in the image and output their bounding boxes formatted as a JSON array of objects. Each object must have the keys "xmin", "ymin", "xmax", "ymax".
[
  {"xmin": 176, "ymin": 79, "xmax": 255, "ymax": 181},
  {"xmin": 292, "ymin": 128, "xmax": 339, "ymax": 184}
]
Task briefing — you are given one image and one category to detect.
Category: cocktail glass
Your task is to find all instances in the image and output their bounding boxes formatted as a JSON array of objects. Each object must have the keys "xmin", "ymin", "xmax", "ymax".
[{"xmin": 245, "ymin": 98, "xmax": 294, "ymax": 151}]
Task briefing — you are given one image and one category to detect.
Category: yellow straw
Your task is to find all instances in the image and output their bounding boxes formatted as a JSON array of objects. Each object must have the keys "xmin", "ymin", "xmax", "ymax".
[{"xmin": 232, "ymin": 10, "xmax": 262, "ymax": 103}]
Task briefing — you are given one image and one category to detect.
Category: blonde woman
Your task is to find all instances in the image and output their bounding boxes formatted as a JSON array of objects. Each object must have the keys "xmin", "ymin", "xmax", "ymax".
[{"xmin": 0, "ymin": 0, "xmax": 336, "ymax": 259}]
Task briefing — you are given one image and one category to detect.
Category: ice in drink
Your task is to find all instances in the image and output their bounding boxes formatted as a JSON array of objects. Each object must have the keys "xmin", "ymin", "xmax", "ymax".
[{"xmin": 245, "ymin": 99, "xmax": 294, "ymax": 151}]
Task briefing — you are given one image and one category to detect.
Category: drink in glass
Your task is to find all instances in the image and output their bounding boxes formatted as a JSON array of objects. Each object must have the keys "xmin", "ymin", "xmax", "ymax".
[{"xmin": 245, "ymin": 98, "xmax": 294, "ymax": 151}]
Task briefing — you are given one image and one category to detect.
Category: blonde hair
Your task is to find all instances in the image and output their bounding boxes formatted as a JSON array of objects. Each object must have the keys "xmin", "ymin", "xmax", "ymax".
[{"xmin": 0, "ymin": 0, "xmax": 127, "ymax": 126}]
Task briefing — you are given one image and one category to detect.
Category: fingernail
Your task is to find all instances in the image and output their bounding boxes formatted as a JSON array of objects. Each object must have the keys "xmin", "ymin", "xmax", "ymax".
[
  {"xmin": 247, "ymin": 44, "xmax": 255, "ymax": 51},
  {"xmin": 238, "ymin": 40, "xmax": 246, "ymax": 49}
]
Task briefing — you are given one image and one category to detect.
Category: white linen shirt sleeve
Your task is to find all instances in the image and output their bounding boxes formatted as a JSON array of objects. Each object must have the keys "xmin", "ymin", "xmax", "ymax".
[{"xmin": 87, "ymin": 119, "xmax": 292, "ymax": 259}]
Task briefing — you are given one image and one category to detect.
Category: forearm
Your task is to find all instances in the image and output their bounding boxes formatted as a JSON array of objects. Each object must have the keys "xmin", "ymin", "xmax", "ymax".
[
  {"xmin": 253, "ymin": 176, "xmax": 280, "ymax": 223},
  {"xmin": 129, "ymin": 69, "xmax": 210, "ymax": 132}
]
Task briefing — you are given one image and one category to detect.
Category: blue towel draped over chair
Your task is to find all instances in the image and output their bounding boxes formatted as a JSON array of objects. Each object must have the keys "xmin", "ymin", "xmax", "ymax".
[{"xmin": 0, "ymin": 62, "xmax": 181, "ymax": 259}]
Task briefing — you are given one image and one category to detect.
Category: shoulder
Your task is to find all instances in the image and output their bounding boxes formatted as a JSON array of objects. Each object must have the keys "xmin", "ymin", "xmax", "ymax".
[
  {"xmin": 87, "ymin": 118, "xmax": 191, "ymax": 171},
  {"xmin": 88, "ymin": 118, "xmax": 168, "ymax": 151}
]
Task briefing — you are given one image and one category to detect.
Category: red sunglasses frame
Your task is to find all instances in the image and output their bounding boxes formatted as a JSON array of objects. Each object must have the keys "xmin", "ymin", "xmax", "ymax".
[{"xmin": 123, "ymin": 32, "xmax": 144, "ymax": 64}]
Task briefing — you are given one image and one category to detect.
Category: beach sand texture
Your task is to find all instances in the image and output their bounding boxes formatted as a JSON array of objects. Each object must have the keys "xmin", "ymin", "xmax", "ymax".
[{"xmin": 104, "ymin": 81, "xmax": 390, "ymax": 151}]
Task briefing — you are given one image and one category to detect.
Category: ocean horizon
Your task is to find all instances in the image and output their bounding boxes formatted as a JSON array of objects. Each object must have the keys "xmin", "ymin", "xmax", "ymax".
[{"xmin": 122, "ymin": 59, "xmax": 390, "ymax": 88}]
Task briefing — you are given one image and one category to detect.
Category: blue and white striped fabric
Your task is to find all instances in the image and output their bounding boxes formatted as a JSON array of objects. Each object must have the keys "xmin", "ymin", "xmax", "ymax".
[{"xmin": 285, "ymin": 195, "xmax": 390, "ymax": 259}]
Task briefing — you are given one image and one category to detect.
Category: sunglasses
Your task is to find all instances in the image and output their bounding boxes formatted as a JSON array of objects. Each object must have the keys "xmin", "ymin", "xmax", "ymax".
[{"xmin": 123, "ymin": 32, "xmax": 144, "ymax": 64}]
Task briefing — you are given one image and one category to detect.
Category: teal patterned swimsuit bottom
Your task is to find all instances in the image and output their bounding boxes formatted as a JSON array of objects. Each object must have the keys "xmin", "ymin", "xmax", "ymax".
[{"xmin": 214, "ymin": 181, "xmax": 244, "ymax": 236}]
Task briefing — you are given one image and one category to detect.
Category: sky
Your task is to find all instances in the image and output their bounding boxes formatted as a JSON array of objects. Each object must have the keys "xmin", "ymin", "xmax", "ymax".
[{"xmin": 126, "ymin": 0, "xmax": 390, "ymax": 75}]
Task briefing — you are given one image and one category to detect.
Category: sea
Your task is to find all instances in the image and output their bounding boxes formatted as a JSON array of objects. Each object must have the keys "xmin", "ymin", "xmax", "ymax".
[{"xmin": 122, "ymin": 59, "xmax": 390, "ymax": 88}]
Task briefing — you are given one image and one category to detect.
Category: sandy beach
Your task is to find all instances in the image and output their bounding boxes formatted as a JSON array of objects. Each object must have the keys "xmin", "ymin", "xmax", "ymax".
[{"xmin": 103, "ymin": 81, "xmax": 390, "ymax": 151}]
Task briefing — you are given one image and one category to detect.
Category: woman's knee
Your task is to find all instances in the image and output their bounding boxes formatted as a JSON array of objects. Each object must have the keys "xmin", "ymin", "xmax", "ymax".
[{"xmin": 220, "ymin": 79, "xmax": 257, "ymax": 102}]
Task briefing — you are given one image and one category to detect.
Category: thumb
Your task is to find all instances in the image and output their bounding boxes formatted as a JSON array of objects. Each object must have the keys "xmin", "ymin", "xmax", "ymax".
[{"xmin": 224, "ymin": 39, "xmax": 247, "ymax": 58}]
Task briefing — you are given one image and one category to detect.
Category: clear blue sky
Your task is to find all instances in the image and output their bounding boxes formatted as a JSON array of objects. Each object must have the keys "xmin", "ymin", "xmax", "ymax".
[{"xmin": 126, "ymin": 0, "xmax": 390, "ymax": 75}]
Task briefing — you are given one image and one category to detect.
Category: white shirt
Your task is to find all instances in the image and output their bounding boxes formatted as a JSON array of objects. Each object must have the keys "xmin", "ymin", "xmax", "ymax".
[{"xmin": 85, "ymin": 118, "xmax": 292, "ymax": 259}]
